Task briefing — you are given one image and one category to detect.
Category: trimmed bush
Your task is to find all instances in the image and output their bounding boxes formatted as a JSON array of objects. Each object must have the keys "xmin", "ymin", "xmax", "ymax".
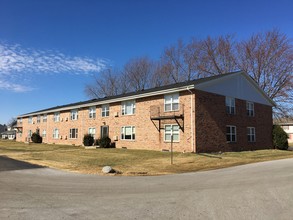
[
  {"xmin": 98, "ymin": 136, "xmax": 112, "ymax": 148},
  {"xmin": 273, "ymin": 125, "xmax": 288, "ymax": 150},
  {"xmin": 31, "ymin": 132, "xmax": 42, "ymax": 143},
  {"xmin": 83, "ymin": 134, "xmax": 94, "ymax": 146}
]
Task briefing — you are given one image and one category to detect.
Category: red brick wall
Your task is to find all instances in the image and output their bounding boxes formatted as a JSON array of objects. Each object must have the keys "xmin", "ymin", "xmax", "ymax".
[
  {"xmin": 195, "ymin": 90, "xmax": 273, "ymax": 153},
  {"xmin": 17, "ymin": 90, "xmax": 194, "ymax": 152}
]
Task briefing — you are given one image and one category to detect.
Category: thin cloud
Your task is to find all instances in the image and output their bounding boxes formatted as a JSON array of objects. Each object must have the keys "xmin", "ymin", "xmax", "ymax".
[
  {"xmin": 0, "ymin": 80, "xmax": 34, "ymax": 92},
  {"xmin": 0, "ymin": 42, "xmax": 108, "ymax": 92}
]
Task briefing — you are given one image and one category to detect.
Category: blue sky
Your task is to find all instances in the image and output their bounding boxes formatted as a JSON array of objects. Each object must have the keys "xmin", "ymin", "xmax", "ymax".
[{"xmin": 0, "ymin": 0, "xmax": 292, "ymax": 124}]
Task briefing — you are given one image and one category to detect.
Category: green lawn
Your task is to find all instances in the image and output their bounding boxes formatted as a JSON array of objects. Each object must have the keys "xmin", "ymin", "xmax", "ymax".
[{"xmin": 1, "ymin": 140, "xmax": 293, "ymax": 175}]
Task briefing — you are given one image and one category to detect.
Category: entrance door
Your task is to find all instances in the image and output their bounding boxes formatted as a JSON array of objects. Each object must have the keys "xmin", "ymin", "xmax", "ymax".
[{"xmin": 100, "ymin": 126, "xmax": 109, "ymax": 138}]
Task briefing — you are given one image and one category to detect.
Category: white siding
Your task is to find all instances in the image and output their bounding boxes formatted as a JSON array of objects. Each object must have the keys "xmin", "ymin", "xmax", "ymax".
[{"xmin": 195, "ymin": 73, "xmax": 273, "ymax": 106}]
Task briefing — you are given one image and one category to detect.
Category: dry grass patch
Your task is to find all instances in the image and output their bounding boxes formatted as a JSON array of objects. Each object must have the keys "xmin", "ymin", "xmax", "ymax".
[{"xmin": 1, "ymin": 140, "xmax": 293, "ymax": 175}]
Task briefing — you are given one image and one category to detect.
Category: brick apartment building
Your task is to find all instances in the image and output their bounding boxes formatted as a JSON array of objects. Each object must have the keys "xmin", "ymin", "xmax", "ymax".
[{"xmin": 16, "ymin": 71, "xmax": 275, "ymax": 153}]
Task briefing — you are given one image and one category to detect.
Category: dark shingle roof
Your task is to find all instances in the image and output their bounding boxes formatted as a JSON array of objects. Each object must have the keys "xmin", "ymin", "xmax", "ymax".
[{"xmin": 20, "ymin": 71, "xmax": 243, "ymax": 116}]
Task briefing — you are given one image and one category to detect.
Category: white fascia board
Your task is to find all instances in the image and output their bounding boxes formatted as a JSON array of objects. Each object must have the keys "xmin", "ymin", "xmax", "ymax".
[{"xmin": 19, "ymin": 85, "xmax": 195, "ymax": 118}]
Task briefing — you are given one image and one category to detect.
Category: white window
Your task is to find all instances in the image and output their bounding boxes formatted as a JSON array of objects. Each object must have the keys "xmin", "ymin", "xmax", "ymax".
[
  {"xmin": 226, "ymin": 97, "xmax": 235, "ymax": 114},
  {"xmin": 247, "ymin": 127, "xmax": 256, "ymax": 142},
  {"xmin": 42, "ymin": 130, "xmax": 46, "ymax": 138},
  {"xmin": 70, "ymin": 109, "xmax": 78, "ymax": 120},
  {"xmin": 70, "ymin": 128, "xmax": 78, "ymax": 139},
  {"xmin": 28, "ymin": 130, "xmax": 32, "ymax": 137},
  {"xmin": 88, "ymin": 127, "xmax": 96, "ymax": 138},
  {"xmin": 53, "ymin": 128, "xmax": 59, "ymax": 139},
  {"xmin": 164, "ymin": 125, "xmax": 180, "ymax": 142},
  {"xmin": 28, "ymin": 116, "xmax": 33, "ymax": 124},
  {"xmin": 54, "ymin": 112, "xmax": 60, "ymax": 122},
  {"xmin": 19, "ymin": 118, "xmax": 22, "ymax": 125},
  {"xmin": 121, "ymin": 126, "xmax": 135, "ymax": 140},
  {"xmin": 226, "ymin": 125, "xmax": 236, "ymax": 142},
  {"xmin": 37, "ymin": 115, "xmax": 41, "ymax": 123},
  {"xmin": 89, "ymin": 107, "xmax": 96, "ymax": 119},
  {"xmin": 246, "ymin": 101, "xmax": 254, "ymax": 117},
  {"xmin": 164, "ymin": 93, "xmax": 179, "ymax": 111},
  {"xmin": 101, "ymin": 104, "xmax": 109, "ymax": 117},
  {"xmin": 121, "ymin": 100, "xmax": 135, "ymax": 115},
  {"xmin": 43, "ymin": 114, "xmax": 47, "ymax": 122}
]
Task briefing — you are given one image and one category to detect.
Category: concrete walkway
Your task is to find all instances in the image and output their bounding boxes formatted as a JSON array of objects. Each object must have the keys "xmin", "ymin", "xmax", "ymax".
[{"xmin": 1, "ymin": 155, "xmax": 293, "ymax": 220}]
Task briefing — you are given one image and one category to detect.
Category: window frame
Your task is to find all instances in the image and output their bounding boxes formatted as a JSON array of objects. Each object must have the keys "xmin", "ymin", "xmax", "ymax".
[
  {"xmin": 225, "ymin": 97, "xmax": 236, "ymax": 115},
  {"xmin": 43, "ymin": 114, "xmax": 47, "ymax": 122},
  {"xmin": 247, "ymin": 127, "xmax": 256, "ymax": 142},
  {"xmin": 101, "ymin": 104, "xmax": 110, "ymax": 117},
  {"xmin": 88, "ymin": 127, "xmax": 96, "ymax": 139},
  {"xmin": 226, "ymin": 125, "xmax": 237, "ymax": 142},
  {"xmin": 42, "ymin": 129, "xmax": 46, "ymax": 138},
  {"xmin": 70, "ymin": 109, "xmax": 78, "ymax": 121},
  {"xmin": 28, "ymin": 116, "xmax": 33, "ymax": 124},
  {"xmin": 121, "ymin": 126, "xmax": 135, "ymax": 140},
  {"xmin": 121, "ymin": 100, "xmax": 136, "ymax": 116},
  {"xmin": 89, "ymin": 106, "xmax": 96, "ymax": 119},
  {"xmin": 37, "ymin": 115, "xmax": 41, "ymax": 123},
  {"xmin": 53, "ymin": 128, "xmax": 59, "ymax": 139},
  {"xmin": 69, "ymin": 128, "xmax": 78, "ymax": 139},
  {"xmin": 164, "ymin": 93, "xmax": 179, "ymax": 112},
  {"xmin": 54, "ymin": 112, "xmax": 60, "ymax": 122},
  {"xmin": 246, "ymin": 101, "xmax": 255, "ymax": 117},
  {"xmin": 164, "ymin": 124, "xmax": 180, "ymax": 142}
]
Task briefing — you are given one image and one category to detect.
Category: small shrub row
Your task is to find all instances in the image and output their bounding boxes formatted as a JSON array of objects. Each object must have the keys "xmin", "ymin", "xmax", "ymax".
[{"xmin": 83, "ymin": 134, "xmax": 115, "ymax": 148}]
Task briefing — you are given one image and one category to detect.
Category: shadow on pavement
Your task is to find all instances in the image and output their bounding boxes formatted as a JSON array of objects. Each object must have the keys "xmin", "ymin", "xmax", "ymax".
[{"xmin": 0, "ymin": 155, "xmax": 45, "ymax": 172}]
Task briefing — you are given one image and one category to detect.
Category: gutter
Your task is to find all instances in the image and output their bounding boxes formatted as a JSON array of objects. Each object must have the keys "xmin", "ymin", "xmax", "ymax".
[{"xmin": 186, "ymin": 86, "xmax": 195, "ymax": 153}]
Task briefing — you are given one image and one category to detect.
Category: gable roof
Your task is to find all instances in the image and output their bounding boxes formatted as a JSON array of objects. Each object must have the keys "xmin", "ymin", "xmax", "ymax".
[{"xmin": 19, "ymin": 71, "xmax": 275, "ymax": 117}]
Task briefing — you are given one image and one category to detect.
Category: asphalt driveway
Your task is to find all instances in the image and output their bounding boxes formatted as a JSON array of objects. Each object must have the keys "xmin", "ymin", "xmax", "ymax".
[{"xmin": 0, "ymin": 155, "xmax": 293, "ymax": 220}]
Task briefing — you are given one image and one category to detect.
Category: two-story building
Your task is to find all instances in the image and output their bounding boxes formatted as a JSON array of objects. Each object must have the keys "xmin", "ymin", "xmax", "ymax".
[{"xmin": 16, "ymin": 71, "xmax": 275, "ymax": 153}]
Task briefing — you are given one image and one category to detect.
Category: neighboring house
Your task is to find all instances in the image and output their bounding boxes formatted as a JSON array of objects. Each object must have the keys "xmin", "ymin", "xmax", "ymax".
[
  {"xmin": 0, "ymin": 124, "xmax": 6, "ymax": 133},
  {"xmin": 1, "ymin": 126, "xmax": 16, "ymax": 140},
  {"xmin": 278, "ymin": 122, "xmax": 293, "ymax": 144},
  {"xmin": 16, "ymin": 71, "xmax": 275, "ymax": 153}
]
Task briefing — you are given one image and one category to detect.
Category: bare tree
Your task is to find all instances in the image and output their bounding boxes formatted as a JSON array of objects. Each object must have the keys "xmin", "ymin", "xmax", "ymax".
[
  {"xmin": 7, "ymin": 117, "xmax": 17, "ymax": 127},
  {"xmin": 123, "ymin": 57, "xmax": 153, "ymax": 91},
  {"xmin": 161, "ymin": 40, "xmax": 190, "ymax": 83},
  {"xmin": 195, "ymin": 35, "xmax": 238, "ymax": 76},
  {"xmin": 85, "ymin": 30, "xmax": 292, "ymax": 118},
  {"xmin": 85, "ymin": 68, "xmax": 122, "ymax": 98},
  {"xmin": 237, "ymin": 29, "xmax": 293, "ymax": 117},
  {"xmin": 151, "ymin": 61, "xmax": 173, "ymax": 87}
]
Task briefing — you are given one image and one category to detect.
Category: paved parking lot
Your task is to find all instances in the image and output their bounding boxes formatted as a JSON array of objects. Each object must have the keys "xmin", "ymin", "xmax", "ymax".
[{"xmin": 1, "ymin": 155, "xmax": 293, "ymax": 220}]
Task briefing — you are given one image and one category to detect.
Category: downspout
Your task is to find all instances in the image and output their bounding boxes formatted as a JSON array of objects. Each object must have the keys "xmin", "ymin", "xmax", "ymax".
[{"xmin": 186, "ymin": 87, "xmax": 195, "ymax": 153}]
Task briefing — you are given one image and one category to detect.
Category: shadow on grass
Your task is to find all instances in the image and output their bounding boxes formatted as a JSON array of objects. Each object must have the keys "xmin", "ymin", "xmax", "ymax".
[{"xmin": 0, "ymin": 155, "xmax": 46, "ymax": 172}]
